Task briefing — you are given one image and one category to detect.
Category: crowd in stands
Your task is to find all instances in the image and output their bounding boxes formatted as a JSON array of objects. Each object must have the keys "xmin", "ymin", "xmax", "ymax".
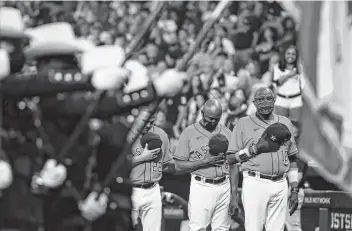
[{"xmin": 3, "ymin": 1, "xmax": 300, "ymax": 153}]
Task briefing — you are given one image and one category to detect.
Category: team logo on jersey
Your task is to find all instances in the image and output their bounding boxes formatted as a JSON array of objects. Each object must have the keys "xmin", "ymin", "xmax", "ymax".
[{"xmin": 190, "ymin": 145, "xmax": 209, "ymax": 160}]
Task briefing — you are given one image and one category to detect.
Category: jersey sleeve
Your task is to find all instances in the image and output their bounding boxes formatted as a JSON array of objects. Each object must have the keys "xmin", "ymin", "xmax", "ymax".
[
  {"xmin": 161, "ymin": 131, "xmax": 173, "ymax": 164},
  {"xmin": 173, "ymin": 128, "xmax": 190, "ymax": 161},
  {"xmin": 287, "ymin": 120, "xmax": 299, "ymax": 156},
  {"xmin": 222, "ymin": 126, "xmax": 232, "ymax": 141},
  {"xmin": 228, "ymin": 119, "xmax": 245, "ymax": 154}
]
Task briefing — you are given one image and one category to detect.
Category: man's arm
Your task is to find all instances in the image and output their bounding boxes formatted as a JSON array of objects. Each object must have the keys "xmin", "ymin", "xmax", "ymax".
[
  {"xmin": 160, "ymin": 129, "xmax": 176, "ymax": 174},
  {"xmin": 288, "ymin": 155, "xmax": 299, "ymax": 189},
  {"xmin": 173, "ymin": 128, "xmax": 210, "ymax": 173},
  {"xmin": 40, "ymin": 84, "xmax": 157, "ymax": 118},
  {"xmin": 287, "ymin": 119, "xmax": 300, "ymax": 189},
  {"xmin": 174, "ymin": 158, "xmax": 210, "ymax": 174},
  {"xmin": 1, "ymin": 73, "xmax": 94, "ymax": 98},
  {"xmin": 131, "ymin": 155, "xmax": 149, "ymax": 168},
  {"xmin": 229, "ymin": 163, "xmax": 239, "ymax": 199},
  {"xmin": 226, "ymin": 119, "xmax": 248, "ymax": 165}
]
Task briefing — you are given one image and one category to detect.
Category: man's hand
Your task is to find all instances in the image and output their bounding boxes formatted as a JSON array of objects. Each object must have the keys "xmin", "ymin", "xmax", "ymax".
[
  {"xmin": 256, "ymin": 138, "xmax": 280, "ymax": 154},
  {"xmin": 228, "ymin": 197, "xmax": 240, "ymax": 218},
  {"xmin": 39, "ymin": 159, "xmax": 67, "ymax": 188},
  {"xmin": 140, "ymin": 143, "xmax": 160, "ymax": 162},
  {"xmin": 205, "ymin": 153, "xmax": 225, "ymax": 166},
  {"xmin": 289, "ymin": 190, "xmax": 299, "ymax": 216},
  {"xmin": 79, "ymin": 192, "xmax": 108, "ymax": 221}
]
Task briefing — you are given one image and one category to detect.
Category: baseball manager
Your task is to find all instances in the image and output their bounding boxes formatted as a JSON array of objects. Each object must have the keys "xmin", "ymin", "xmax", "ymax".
[{"xmin": 227, "ymin": 87, "xmax": 299, "ymax": 231}]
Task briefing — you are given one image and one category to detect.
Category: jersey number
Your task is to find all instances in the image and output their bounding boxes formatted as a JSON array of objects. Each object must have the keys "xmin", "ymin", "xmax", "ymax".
[
  {"xmin": 281, "ymin": 150, "xmax": 288, "ymax": 163},
  {"xmin": 152, "ymin": 162, "xmax": 162, "ymax": 172}
]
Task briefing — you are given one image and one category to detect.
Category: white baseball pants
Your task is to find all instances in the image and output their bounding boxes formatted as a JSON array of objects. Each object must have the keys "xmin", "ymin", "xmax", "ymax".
[
  {"xmin": 242, "ymin": 172, "xmax": 288, "ymax": 231},
  {"xmin": 131, "ymin": 183, "xmax": 162, "ymax": 231},
  {"xmin": 188, "ymin": 175, "xmax": 231, "ymax": 231}
]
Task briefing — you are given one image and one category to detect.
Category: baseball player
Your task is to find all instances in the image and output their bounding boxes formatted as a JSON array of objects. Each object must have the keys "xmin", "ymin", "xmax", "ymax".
[
  {"xmin": 130, "ymin": 109, "xmax": 175, "ymax": 231},
  {"xmin": 227, "ymin": 87, "xmax": 299, "ymax": 231},
  {"xmin": 174, "ymin": 99, "xmax": 232, "ymax": 231}
]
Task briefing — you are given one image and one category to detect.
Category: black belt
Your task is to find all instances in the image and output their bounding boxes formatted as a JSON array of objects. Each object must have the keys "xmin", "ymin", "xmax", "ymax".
[
  {"xmin": 247, "ymin": 171, "xmax": 285, "ymax": 181},
  {"xmin": 194, "ymin": 176, "xmax": 227, "ymax": 184},
  {"xmin": 277, "ymin": 93, "xmax": 301, "ymax": 99},
  {"xmin": 133, "ymin": 182, "xmax": 156, "ymax": 189}
]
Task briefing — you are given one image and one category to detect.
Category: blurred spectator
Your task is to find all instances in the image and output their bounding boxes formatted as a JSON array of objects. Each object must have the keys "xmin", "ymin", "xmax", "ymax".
[
  {"xmin": 276, "ymin": 16, "xmax": 297, "ymax": 49},
  {"xmin": 262, "ymin": 51, "xmax": 280, "ymax": 87},
  {"xmin": 9, "ymin": 0, "xmax": 300, "ymax": 135},
  {"xmin": 187, "ymin": 92, "xmax": 206, "ymax": 126},
  {"xmin": 225, "ymin": 88, "xmax": 248, "ymax": 131},
  {"xmin": 273, "ymin": 45, "xmax": 304, "ymax": 122}
]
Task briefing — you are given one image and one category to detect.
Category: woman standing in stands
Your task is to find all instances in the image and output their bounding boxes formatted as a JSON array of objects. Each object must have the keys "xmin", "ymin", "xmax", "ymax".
[{"xmin": 272, "ymin": 45, "xmax": 304, "ymax": 121}]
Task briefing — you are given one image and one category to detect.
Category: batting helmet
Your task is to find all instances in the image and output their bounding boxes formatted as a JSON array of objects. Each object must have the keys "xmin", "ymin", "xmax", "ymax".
[
  {"xmin": 208, "ymin": 134, "xmax": 229, "ymax": 156},
  {"xmin": 261, "ymin": 123, "xmax": 291, "ymax": 146}
]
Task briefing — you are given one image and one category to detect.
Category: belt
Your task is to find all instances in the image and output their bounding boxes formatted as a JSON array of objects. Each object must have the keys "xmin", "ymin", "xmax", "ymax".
[
  {"xmin": 277, "ymin": 93, "xmax": 301, "ymax": 99},
  {"xmin": 133, "ymin": 182, "xmax": 157, "ymax": 189},
  {"xmin": 247, "ymin": 171, "xmax": 285, "ymax": 181},
  {"xmin": 194, "ymin": 175, "xmax": 227, "ymax": 184}
]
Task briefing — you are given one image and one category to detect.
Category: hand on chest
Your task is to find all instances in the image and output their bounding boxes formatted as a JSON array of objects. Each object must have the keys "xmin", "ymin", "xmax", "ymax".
[
  {"xmin": 244, "ymin": 126, "xmax": 291, "ymax": 153},
  {"xmin": 131, "ymin": 139, "xmax": 163, "ymax": 157}
]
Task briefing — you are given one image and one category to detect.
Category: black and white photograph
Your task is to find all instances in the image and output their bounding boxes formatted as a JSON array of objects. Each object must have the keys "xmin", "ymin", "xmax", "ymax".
[{"xmin": 0, "ymin": 1, "xmax": 351, "ymax": 231}]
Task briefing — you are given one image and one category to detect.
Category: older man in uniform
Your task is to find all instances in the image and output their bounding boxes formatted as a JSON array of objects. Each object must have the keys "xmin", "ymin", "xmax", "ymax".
[
  {"xmin": 174, "ymin": 99, "xmax": 232, "ymax": 231},
  {"xmin": 227, "ymin": 87, "xmax": 299, "ymax": 231}
]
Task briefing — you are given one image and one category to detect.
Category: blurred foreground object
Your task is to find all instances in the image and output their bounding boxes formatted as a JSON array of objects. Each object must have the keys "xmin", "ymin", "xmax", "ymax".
[{"xmin": 298, "ymin": 1, "xmax": 352, "ymax": 193}]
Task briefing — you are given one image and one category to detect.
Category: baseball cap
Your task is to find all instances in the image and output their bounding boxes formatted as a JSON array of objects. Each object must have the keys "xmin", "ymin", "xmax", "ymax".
[
  {"xmin": 209, "ymin": 134, "xmax": 229, "ymax": 156},
  {"xmin": 140, "ymin": 132, "xmax": 162, "ymax": 150},
  {"xmin": 262, "ymin": 122, "xmax": 292, "ymax": 145}
]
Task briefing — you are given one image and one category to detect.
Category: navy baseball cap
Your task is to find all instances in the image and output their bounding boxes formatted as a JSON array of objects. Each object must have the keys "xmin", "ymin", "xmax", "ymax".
[
  {"xmin": 140, "ymin": 132, "xmax": 162, "ymax": 150},
  {"xmin": 208, "ymin": 134, "xmax": 229, "ymax": 156},
  {"xmin": 262, "ymin": 122, "xmax": 291, "ymax": 145}
]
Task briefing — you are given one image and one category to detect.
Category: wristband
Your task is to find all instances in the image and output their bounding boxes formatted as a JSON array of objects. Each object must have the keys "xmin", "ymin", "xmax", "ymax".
[
  {"xmin": 288, "ymin": 168, "xmax": 299, "ymax": 184},
  {"xmin": 291, "ymin": 187, "xmax": 299, "ymax": 193},
  {"xmin": 236, "ymin": 148, "xmax": 251, "ymax": 163}
]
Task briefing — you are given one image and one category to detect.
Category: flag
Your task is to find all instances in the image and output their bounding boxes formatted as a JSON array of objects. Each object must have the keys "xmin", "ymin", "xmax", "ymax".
[{"xmin": 298, "ymin": 1, "xmax": 352, "ymax": 192}]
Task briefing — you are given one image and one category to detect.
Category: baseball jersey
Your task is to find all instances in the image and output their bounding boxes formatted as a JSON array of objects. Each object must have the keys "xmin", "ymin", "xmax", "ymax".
[
  {"xmin": 228, "ymin": 113, "xmax": 298, "ymax": 175},
  {"xmin": 130, "ymin": 126, "xmax": 172, "ymax": 185},
  {"xmin": 173, "ymin": 122, "xmax": 232, "ymax": 178}
]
